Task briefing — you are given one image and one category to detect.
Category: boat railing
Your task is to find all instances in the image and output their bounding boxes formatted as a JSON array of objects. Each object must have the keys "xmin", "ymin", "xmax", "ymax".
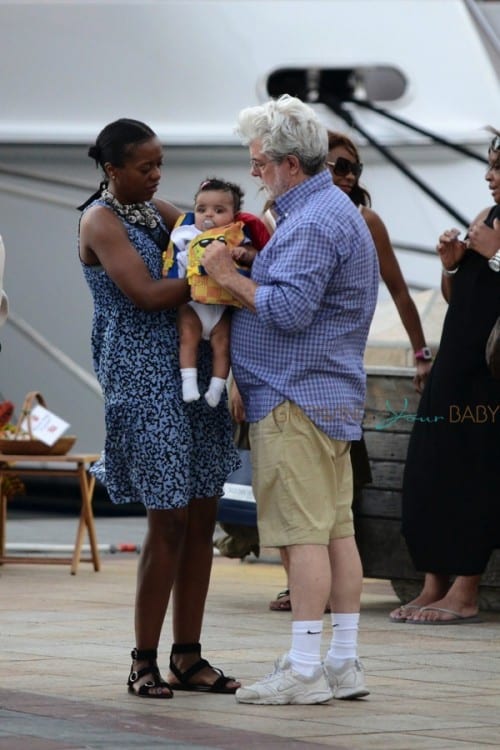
[
  {"xmin": 6, "ymin": 311, "xmax": 103, "ymax": 399},
  {"xmin": 0, "ymin": 162, "xmax": 192, "ymax": 212},
  {"xmin": 320, "ymin": 94, "xmax": 486, "ymax": 229}
]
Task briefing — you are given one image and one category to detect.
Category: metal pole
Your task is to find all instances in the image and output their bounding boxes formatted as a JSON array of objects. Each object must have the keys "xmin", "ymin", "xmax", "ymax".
[
  {"xmin": 322, "ymin": 95, "xmax": 471, "ymax": 228},
  {"xmin": 347, "ymin": 98, "xmax": 488, "ymax": 165}
]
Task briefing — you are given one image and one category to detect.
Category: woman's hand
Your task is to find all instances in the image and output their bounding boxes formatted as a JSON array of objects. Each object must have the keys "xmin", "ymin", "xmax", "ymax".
[
  {"xmin": 413, "ymin": 360, "xmax": 432, "ymax": 394},
  {"xmin": 437, "ymin": 228, "xmax": 466, "ymax": 272},
  {"xmin": 467, "ymin": 217, "xmax": 500, "ymax": 259},
  {"xmin": 231, "ymin": 244, "xmax": 257, "ymax": 266}
]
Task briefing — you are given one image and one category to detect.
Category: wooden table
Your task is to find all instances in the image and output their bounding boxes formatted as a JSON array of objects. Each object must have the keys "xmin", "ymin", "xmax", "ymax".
[{"xmin": 0, "ymin": 452, "xmax": 101, "ymax": 574}]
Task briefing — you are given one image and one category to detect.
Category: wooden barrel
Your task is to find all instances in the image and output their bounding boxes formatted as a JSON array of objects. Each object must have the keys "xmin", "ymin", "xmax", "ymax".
[{"xmin": 356, "ymin": 367, "xmax": 500, "ymax": 610}]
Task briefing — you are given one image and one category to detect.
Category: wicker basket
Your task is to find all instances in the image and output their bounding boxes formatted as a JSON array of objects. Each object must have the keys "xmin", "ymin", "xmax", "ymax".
[{"xmin": 0, "ymin": 391, "xmax": 76, "ymax": 455}]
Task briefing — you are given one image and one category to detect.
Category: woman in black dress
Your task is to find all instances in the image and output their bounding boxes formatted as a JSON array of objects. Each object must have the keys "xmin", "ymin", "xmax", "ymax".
[{"xmin": 390, "ymin": 131, "xmax": 500, "ymax": 624}]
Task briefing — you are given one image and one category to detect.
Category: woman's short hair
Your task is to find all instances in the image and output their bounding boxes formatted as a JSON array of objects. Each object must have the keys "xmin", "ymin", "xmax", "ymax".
[
  {"xmin": 88, "ymin": 118, "xmax": 156, "ymax": 171},
  {"xmin": 77, "ymin": 119, "xmax": 156, "ymax": 211},
  {"xmin": 236, "ymin": 94, "xmax": 328, "ymax": 175},
  {"xmin": 327, "ymin": 130, "xmax": 371, "ymax": 208}
]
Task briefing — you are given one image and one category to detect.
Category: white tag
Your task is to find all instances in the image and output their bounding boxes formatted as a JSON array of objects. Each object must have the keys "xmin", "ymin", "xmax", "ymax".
[
  {"xmin": 222, "ymin": 483, "xmax": 256, "ymax": 503},
  {"xmin": 21, "ymin": 404, "xmax": 70, "ymax": 446}
]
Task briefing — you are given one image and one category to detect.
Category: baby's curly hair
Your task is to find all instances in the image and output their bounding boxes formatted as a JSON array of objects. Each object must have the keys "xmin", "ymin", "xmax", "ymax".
[{"xmin": 196, "ymin": 177, "xmax": 244, "ymax": 212}]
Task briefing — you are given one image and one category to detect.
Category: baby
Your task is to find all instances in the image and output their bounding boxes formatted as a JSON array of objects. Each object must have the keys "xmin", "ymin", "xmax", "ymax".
[{"xmin": 166, "ymin": 178, "xmax": 265, "ymax": 407}]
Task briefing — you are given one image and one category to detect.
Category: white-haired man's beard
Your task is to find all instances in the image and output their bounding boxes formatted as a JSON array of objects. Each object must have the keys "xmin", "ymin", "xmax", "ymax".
[{"xmin": 264, "ymin": 172, "xmax": 291, "ymax": 201}]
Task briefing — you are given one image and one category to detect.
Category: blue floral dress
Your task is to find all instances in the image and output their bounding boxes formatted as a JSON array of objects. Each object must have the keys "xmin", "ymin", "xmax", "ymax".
[{"xmin": 80, "ymin": 200, "xmax": 240, "ymax": 509}]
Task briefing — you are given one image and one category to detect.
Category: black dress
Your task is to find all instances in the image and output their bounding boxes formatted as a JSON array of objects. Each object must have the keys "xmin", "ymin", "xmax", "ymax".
[{"xmin": 402, "ymin": 207, "xmax": 500, "ymax": 575}]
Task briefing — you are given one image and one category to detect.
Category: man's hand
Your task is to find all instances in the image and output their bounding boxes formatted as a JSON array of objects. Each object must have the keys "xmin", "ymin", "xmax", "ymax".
[
  {"xmin": 202, "ymin": 239, "xmax": 237, "ymax": 286},
  {"xmin": 203, "ymin": 239, "xmax": 258, "ymax": 312},
  {"xmin": 229, "ymin": 379, "xmax": 246, "ymax": 423}
]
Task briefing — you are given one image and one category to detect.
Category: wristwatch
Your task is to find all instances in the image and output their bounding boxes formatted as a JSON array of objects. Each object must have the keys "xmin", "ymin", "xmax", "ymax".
[
  {"xmin": 415, "ymin": 346, "xmax": 433, "ymax": 362},
  {"xmin": 488, "ymin": 249, "xmax": 500, "ymax": 272}
]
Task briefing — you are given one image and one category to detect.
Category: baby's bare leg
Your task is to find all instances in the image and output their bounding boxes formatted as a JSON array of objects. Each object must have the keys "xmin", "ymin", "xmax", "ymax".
[
  {"xmin": 178, "ymin": 305, "xmax": 203, "ymax": 369},
  {"xmin": 210, "ymin": 310, "xmax": 231, "ymax": 378},
  {"xmin": 178, "ymin": 305, "xmax": 203, "ymax": 402},
  {"xmin": 205, "ymin": 310, "xmax": 231, "ymax": 408}
]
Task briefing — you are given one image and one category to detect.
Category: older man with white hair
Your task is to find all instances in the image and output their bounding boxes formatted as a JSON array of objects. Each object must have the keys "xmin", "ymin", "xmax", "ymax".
[{"xmin": 204, "ymin": 94, "xmax": 378, "ymax": 705}]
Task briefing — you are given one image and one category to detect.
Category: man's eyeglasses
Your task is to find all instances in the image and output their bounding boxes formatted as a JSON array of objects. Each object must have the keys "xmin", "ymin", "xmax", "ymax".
[
  {"xmin": 327, "ymin": 157, "xmax": 363, "ymax": 179},
  {"xmin": 250, "ymin": 157, "xmax": 275, "ymax": 171}
]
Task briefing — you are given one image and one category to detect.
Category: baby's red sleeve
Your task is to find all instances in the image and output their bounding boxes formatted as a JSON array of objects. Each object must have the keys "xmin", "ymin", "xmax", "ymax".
[{"xmin": 237, "ymin": 211, "xmax": 271, "ymax": 250}]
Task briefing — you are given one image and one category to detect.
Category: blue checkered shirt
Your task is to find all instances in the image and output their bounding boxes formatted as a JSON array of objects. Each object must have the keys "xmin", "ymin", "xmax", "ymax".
[{"xmin": 230, "ymin": 170, "xmax": 379, "ymax": 441}]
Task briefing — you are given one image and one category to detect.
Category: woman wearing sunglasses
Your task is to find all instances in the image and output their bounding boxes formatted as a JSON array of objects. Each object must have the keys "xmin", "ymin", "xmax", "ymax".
[{"xmin": 326, "ymin": 131, "xmax": 432, "ymax": 392}]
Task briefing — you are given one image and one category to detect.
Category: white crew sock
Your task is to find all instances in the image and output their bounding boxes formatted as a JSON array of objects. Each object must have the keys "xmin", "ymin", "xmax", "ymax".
[
  {"xmin": 204, "ymin": 376, "xmax": 226, "ymax": 407},
  {"xmin": 181, "ymin": 368, "xmax": 200, "ymax": 402},
  {"xmin": 288, "ymin": 620, "xmax": 323, "ymax": 677},
  {"xmin": 325, "ymin": 612, "xmax": 360, "ymax": 667}
]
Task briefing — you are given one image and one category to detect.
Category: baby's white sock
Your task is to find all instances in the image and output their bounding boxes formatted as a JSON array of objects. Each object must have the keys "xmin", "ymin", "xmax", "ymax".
[
  {"xmin": 204, "ymin": 376, "xmax": 226, "ymax": 407},
  {"xmin": 181, "ymin": 368, "xmax": 200, "ymax": 402}
]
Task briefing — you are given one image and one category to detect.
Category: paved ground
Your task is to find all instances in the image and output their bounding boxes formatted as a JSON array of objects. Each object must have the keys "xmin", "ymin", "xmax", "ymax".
[{"xmin": 2, "ymin": 512, "xmax": 500, "ymax": 750}]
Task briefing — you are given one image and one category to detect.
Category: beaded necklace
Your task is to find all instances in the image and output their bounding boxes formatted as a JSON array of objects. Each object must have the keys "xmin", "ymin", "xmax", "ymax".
[{"xmin": 101, "ymin": 188, "xmax": 159, "ymax": 229}]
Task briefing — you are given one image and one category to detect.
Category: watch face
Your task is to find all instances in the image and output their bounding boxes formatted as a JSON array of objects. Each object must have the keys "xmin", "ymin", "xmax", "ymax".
[
  {"xmin": 489, "ymin": 258, "xmax": 500, "ymax": 272},
  {"xmin": 489, "ymin": 250, "xmax": 500, "ymax": 272},
  {"xmin": 415, "ymin": 347, "xmax": 433, "ymax": 361}
]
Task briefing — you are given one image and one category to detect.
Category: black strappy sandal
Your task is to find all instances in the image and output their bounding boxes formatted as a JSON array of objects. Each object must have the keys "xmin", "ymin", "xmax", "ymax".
[
  {"xmin": 169, "ymin": 642, "xmax": 239, "ymax": 694},
  {"xmin": 127, "ymin": 647, "xmax": 173, "ymax": 698}
]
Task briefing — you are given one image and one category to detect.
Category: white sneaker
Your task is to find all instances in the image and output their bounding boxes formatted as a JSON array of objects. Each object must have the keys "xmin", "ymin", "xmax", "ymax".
[
  {"xmin": 324, "ymin": 658, "xmax": 369, "ymax": 700},
  {"xmin": 235, "ymin": 654, "xmax": 333, "ymax": 705}
]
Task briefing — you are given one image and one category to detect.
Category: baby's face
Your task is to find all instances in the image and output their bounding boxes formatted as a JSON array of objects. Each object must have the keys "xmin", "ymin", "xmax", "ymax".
[{"xmin": 194, "ymin": 190, "xmax": 235, "ymax": 230}]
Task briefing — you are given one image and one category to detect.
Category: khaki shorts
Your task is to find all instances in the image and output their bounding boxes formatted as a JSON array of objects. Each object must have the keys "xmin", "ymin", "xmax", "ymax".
[{"xmin": 249, "ymin": 401, "xmax": 354, "ymax": 547}]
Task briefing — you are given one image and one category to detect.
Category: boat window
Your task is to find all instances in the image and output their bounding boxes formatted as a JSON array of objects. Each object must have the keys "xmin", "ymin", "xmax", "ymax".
[{"xmin": 265, "ymin": 66, "xmax": 407, "ymax": 103}]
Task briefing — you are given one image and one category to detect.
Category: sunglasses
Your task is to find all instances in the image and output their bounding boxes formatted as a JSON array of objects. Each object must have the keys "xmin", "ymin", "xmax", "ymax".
[
  {"xmin": 490, "ymin": 135, "xmax": 500, "ymax": 153},
  {"xmin": 327, "ymin": 157, "xmax": 363, "ymax": 179}
]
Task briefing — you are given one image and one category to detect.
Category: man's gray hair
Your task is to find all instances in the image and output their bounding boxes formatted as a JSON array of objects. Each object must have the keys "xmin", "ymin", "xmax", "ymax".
[{"xmin": 236, "ymin": 94, "xmax": 328, "ymax": 176}]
